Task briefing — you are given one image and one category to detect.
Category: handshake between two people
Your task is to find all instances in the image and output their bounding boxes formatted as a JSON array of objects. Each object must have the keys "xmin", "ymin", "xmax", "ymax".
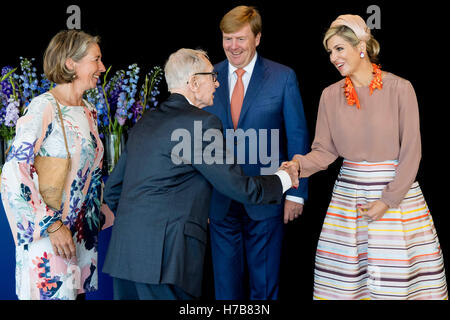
[
  {"xmin": 279, "ymin": 158, "xmax": 301, "ymax": 189},
  {"xmin": 279, "ymin": 157, "xmax": 303, "ymax": 224}
]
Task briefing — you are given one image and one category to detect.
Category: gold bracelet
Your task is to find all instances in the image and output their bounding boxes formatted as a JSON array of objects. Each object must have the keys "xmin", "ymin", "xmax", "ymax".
[{"xmin": 47, "ymin": 220, "xmax": 63, "ymax": 234}]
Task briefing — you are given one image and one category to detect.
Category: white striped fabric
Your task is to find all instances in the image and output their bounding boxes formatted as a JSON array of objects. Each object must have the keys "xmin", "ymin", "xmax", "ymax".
[{"xmin": 313, "ymin": 160, "xmax": 448, "ymax": 300}]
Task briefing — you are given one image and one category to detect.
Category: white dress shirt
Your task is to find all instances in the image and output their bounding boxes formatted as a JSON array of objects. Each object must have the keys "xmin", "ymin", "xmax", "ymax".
[{"xmin": 228, "ymin": 52, "xmax": 258, "ymax": 101}]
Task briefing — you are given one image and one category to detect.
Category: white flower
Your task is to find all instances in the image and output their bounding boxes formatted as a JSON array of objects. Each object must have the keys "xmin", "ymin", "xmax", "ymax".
[{"xmin": 4, "ymin": 97, "xmax": 20, "ymax": 127}]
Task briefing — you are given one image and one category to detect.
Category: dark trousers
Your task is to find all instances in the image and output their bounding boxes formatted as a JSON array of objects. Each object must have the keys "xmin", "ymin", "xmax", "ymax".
[
  {"xmin": 112, "ymin": 277, "xmax": 196, "ymax": 300},
  {"xmin": 209, "ymin": 200, "xmax": 284, "ymax": 300}
]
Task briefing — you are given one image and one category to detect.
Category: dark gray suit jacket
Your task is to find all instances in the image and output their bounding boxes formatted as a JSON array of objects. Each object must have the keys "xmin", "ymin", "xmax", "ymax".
[{"xmin": 102, "ymin": 93, "xmax": 283, "ymax": 297}]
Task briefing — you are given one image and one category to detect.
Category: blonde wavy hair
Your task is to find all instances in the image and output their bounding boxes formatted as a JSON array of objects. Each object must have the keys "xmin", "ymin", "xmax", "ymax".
[{"xmin": 44, "ymin": 30, "xmax": 100, "ymax": 84}]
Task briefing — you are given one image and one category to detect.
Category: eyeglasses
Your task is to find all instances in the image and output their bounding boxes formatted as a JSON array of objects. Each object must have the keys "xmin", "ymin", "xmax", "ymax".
[{"xmin": 192, "ymin": 71, "xmax": 219, "ymax": 83}]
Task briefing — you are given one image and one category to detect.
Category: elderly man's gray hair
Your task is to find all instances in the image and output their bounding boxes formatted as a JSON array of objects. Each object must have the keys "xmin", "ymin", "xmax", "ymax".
[{"xmin": 164, "ymin": 48, "xmax": 209, "ymax": 91}]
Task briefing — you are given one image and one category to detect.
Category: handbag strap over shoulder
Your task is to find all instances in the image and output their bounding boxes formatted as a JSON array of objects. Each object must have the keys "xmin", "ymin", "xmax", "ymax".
[
  {"xmin": 49, "ymin": 93, "xmax": 71, "ymax": 160},
  {"xmin": 4, "ymin": 93, "xmax": 72, "ymax": 160}
]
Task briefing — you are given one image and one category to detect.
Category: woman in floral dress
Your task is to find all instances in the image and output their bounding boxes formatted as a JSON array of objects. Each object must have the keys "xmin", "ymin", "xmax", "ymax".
[{"xmin": 1, "ymin": 30, "xmax": 106, "ymax": 300}]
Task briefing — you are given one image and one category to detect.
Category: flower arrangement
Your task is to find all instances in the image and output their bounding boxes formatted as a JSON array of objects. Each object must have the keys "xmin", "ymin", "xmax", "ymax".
[
  {"xmin": 1, "ymin": 67, "xmax": 19, "ymax": 141},
  {"xmin": 1, "ymin": 57, "xmax": 163, "ymax": 173},
  {"xmin": 86, "ymin": 64, "xmax": 163, "ymax": 136},
  {"xmin": 1, "ymin": 58, "xmax": 54, "ymax": 142},
  {"xmin": 85, "ymin": 63, "xmax": 163, "ymax": 173}
]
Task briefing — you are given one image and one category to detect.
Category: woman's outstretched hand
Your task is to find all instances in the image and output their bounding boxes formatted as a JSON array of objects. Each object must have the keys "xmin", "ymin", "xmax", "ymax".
[{"xmin": 280, "ymin": 160, "xmax": 300, "ymax": 188}]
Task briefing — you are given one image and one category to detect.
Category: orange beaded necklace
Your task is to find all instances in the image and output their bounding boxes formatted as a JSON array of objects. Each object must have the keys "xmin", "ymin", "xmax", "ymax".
[{"xmin": 344, "ymin": 63, "xmax": 383, "ymax": 109}]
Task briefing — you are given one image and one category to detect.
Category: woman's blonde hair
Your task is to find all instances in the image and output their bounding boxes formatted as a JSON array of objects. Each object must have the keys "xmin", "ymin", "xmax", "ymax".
[
  {"xmin": 44, "ymin": 30, "xmax": 100, "ymax": 84},
  {"xmin": 323, "ymin": 25, "xmax": 380, "ymax": 63},
  {"xmin": 220, "ymin": 5, "xmax": 262, "ymax": 36}
]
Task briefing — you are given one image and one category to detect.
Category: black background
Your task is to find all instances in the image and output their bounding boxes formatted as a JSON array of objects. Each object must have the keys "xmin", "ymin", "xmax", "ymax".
[{"xmin": 2, "ymin": 0, "xmax": 448, "ymax": 311}]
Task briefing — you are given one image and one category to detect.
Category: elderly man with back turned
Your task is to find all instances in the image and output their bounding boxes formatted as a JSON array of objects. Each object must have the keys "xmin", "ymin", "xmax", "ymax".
[{"xmin": 102, "ymin": 48, "xmax": 299, "ymax": 300}]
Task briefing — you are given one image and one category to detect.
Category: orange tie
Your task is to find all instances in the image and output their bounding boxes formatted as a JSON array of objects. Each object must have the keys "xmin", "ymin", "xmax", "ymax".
[{"xmin": 230, "ymin": 68, "xmax": 245, "ymax": 129}]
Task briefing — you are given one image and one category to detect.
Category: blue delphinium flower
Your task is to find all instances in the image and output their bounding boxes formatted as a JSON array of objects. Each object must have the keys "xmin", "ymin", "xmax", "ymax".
[
  {"xmin": 145, "ymin": 66, "xmax": 162, "ymax": 110},
  {"xmin": 14, "ymin": 57, "xmax": 39, "ymax": 107},
  {"xmin": 86, "ymin": 84, "xmax": 109, "ymax": 133},
  {"xmin": 39, "ymin": 73, "xmax": 55, "ymax": 94},
  {"xmin": 4, "ymin": 98, "xmax": 20, "ymax": 127},
  {"xmin": 115, "ymin": 91, "xmax": 128, "ymax": 126},
  {"xmin": 4, "ymin": 98, "xmax": 19, "ymax": 127},
  {"xmin": 1, "ymin": 66, "xmax": 15, "ymax": 106},
  {"xmin": 1, "ymin": 66, "xmax": 20, "ymax": 141},
  {"xmin": 129, "ymin": 100, "xmax": 143, "ymax": 124},
  {"xmin": 132, "ymin": 65, "xmax": 163, "ymax": 124},
  {"xmin": 105, "ymin": 70, "xmax": 124, "ymax": 112},
  {"xmin": 0, "ymin": 109, "xmax": 5, "ymax": 126},
  {"xmin": 99, "ymin": 69, "xmax": 125, "ymax": 133},
  {"xmin": 1, "ymin": 97, "xmax": 20, "ymax": 140},
  {"xmin": 115, "ymin": 64, "xmax": 140, "ymax": 126}
]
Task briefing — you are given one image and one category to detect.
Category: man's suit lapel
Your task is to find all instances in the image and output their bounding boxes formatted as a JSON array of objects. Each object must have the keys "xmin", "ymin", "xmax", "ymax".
[{"xmin": 238, "ymin": 56, "xmax": 266, "ymax": 128}]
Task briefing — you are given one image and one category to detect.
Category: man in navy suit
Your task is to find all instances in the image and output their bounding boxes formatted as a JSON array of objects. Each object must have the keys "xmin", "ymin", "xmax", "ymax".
[
  {"xmin": 102, "ymin": 48, "xmax": 300, "ymax": 300},
  {"xmin": 204, "ymin": 6, "xmax": 310, "ymax": 300}
]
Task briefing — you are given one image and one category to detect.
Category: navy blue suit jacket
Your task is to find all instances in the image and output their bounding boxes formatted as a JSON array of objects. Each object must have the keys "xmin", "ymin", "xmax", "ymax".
[{"xmin": 204, "ymin": 55, "xmax": 310, "ymax": 221}]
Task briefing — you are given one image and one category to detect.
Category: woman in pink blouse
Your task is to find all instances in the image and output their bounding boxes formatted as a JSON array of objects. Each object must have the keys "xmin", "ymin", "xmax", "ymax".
[{"xmin": 291, "ymin": 15, "xmax": 447, "ymax": 300}]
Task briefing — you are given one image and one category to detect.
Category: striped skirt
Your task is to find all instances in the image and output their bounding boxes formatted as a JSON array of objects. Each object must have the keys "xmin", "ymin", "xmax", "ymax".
[{"xmin": 313, "ymin": 160, "xmax": 448, "ymax": 300}]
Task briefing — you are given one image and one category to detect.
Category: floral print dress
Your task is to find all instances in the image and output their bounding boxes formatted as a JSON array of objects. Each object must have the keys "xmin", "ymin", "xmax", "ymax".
[{"xmin": 1, "ymin": 92, "xmax": 104, "ymax": 300}]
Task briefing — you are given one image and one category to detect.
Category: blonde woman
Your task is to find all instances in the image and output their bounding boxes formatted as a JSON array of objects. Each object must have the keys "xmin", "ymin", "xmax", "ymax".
[
  {"xmin": 290, "ymin": 15, "xmax": 447, "ymax": 300},
  {"xmin": 1, "ymin": 30, "xmax": 105, "ymax": 300}
]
